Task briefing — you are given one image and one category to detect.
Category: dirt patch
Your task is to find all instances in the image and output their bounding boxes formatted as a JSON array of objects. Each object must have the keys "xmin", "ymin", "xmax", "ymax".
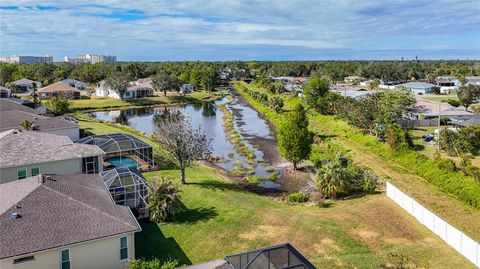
[{"xmin": 313, "ymin": 239, "xmax": 344, "ymax": 266}]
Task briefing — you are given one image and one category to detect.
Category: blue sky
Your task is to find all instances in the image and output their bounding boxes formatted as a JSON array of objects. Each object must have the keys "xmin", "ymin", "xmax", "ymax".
[{"xmin": 0, "ymin": 0, "xmax": 479, "ymax": 61}]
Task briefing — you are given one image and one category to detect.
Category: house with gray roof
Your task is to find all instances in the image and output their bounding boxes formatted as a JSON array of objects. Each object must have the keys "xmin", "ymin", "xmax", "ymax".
[
  {"xmin": 0, "ymin": 86, "xmax": 11, "ymax": 98},
  {"xmin": 0, "ymin": 130, "xmax": 104, "ymax": 183},
  {"xmin": 0, "ymin": 174, "xmax": 141, "ymax": 269},
  {"xmin": 60, "ymin": 78, "xmax": 88, "ymax": 90},
  {"xmin": 12, "ymin": 78, "xmax": 42, "ymax": 92},
  {"xmin": 0, "ymin": 98, "xmax": 43, "ymax": 114},
  {"xmin": 0, "ymin": 110, "xmax": 79, "ymax": 140},
  {"xmin": 396, "ymin": 82, "xmax": 436, "ymax": 94}
]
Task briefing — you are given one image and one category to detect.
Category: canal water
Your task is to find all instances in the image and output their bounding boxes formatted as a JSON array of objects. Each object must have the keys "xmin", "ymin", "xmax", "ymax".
[{"xmin": 92, "ymin": 95, "xmax": 278, "ymax": 178}]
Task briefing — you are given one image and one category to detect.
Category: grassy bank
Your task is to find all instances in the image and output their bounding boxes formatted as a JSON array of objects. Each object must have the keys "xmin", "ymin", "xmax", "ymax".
[
  {"xmin": 234, "ymin": 81, "xmax": 480, "ymax": 241},
  {"xmin": 136, "ymin": 165, "xmax": 473, "ymax": 268},
  {"xmin": 70, "ymin": 91, "xmax": 220, "ymax": 111}
]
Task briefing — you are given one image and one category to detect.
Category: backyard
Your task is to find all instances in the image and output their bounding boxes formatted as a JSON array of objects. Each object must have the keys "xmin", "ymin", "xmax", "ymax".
[
  {"xmin": 70, "ymin": 91, "xmax": 221, "ymax": 110},
  {"xmin": 136, "ymin": 166, "xmax": 474, "ymax": 268}
]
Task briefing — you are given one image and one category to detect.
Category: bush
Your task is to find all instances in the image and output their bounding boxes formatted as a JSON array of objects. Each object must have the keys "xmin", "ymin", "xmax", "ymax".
[
  {"xmin": 446, "ymin": 99, "xmax": 460, "ymax": 107},
  {"xmin": 269, "ymin": 96, "xmax": 284, "ymax": 113},
  {"xmin": 386, "ymin": 124, "xmax": 413, "ymax": 152},
  {"xmin": 245, "ymin": 176, "xmax": 259, "ymax": 184},
  {"xmin": 129, "ymin": 259, "xmax": 178, "ymax": 269},
  {"xmin": 268, "ymin": 172, "xmax": 278, "ymax": 181},
  {"xmin": 44, "ymin": 96, "xmax": 70, "ymax": 116},
  {"xmin": 287, "ymin": 192, "xmax": 310, "ymax": 203}
]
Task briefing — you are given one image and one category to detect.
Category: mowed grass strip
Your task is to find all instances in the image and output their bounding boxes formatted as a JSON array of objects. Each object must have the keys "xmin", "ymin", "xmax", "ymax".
[{"xmin": 137, "ymin": 166, "xmax": 474, "ymax": 269}]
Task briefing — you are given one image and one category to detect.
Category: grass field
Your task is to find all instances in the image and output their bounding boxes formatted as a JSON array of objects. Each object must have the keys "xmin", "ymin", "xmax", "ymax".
[
  {"xmin": 421, "ymin": 95, "xmax": 459, "ymax": 102},
  {"xmin": 136, "ymin": 166, "xmax": 474, "ymax": 268},
  {"xmin": 70, "ymin": 91, "xmax": 220, "ymax": 111},
  {"xmin": 234, "ymin": 81, "xmax": 480, "ymax": 242}
]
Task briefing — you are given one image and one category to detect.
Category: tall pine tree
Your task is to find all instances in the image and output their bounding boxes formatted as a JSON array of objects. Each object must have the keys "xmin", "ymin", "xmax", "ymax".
[{"xmin": 277, "ymin": 104, "xmax": 312, "ymax": 170}]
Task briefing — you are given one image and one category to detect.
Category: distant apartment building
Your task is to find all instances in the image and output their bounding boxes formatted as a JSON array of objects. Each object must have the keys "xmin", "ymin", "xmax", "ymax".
[
  {"xmin": 64, "ymin": 54, "xmax": 117, "ymax": 64},
  {"xmin": 0, "ymin": 55, "xmax": 53, "ymax": 64}
]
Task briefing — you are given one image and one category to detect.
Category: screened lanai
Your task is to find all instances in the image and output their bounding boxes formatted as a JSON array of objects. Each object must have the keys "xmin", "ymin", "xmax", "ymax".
[
  {"xmin": 76, "ymin": 133, "xmax": 154, "ymax": 169},
  {"xmin": 100, "ymin": 167, "xmax": 149, "ymax": 219},
  {"xmin": 225, "ymin": 243, "xmax": 316, "ymax": 269}
]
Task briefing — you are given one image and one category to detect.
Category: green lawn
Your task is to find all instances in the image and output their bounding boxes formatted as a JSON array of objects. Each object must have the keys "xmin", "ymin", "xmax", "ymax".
[
  {"xmin": 234, "ymin": 81, "xmax": 480, "ymax": 242},
  {"xmin": 70, "ymin": 91, "xmax": 220, "ymax": 111},
  {"xmin": 136, "ymin": 166, "xmax": 474, "ymax": 268},
  {"xmin": 421, "ymin": 95, "xmax": 459, "ymax": 102}
]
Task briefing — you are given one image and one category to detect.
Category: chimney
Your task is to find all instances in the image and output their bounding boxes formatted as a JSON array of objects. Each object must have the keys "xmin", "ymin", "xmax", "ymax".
[{"xmin": 11, "ymin": 212, "xmax": 21, "ymax": 219}]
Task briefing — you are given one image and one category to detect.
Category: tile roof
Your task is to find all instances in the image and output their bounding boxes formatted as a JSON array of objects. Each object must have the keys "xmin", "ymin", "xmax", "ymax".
[
  {"xmin": 0, "ymin": 130, "xmax": 104, "ymax": 168},
  {"xmin": 0, "ymin": 174, "xmax": 141, "ymax": 259},
  {"xmin": 38, "ymin": 82, "xmax": 80, "ymax": 93},
  {"xmin": 0, "ymin": 110, "xmax": 78, "ymax": 132},
  {"xmin": 0, "ymin": 99, "xmax": 42, "ymax": 114}
]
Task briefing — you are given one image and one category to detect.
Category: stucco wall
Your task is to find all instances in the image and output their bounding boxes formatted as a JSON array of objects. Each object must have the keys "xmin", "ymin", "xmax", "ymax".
[
  {"xmin": 0, "ymin": 157, "xmax": 103, "ymax": 184},
  {"xmin": 0, "ymin": 233, "xmax": 136, "ymax": 269}
]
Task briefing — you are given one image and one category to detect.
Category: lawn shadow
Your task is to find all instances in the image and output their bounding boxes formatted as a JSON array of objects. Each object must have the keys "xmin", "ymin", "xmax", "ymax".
[
  {"xmin": 135, "ymin": 221, "xmax": 192, "ymax": 266},
  {"xmin": 188, "ymin": 180, "xmax": 248, "ymax": 193},
  {"xmin": 174, "ymin": 205, "xmax": 218, "ymax": 224}
]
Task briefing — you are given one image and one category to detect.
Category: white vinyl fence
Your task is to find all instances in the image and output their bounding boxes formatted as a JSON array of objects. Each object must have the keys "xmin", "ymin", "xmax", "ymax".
[{"xmin": 386, "ymin": 182, "xmax": 479, "ymax": 268}]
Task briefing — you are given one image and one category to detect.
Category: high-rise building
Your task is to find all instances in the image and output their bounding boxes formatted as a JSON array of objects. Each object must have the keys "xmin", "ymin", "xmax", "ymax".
[
  {"xmin": 64, "ymin": 54, "xmax": 117, "ymax": 64},
  {"xmin": 0, "ymin": 55, "xmax": 53, "ymax": 64}
]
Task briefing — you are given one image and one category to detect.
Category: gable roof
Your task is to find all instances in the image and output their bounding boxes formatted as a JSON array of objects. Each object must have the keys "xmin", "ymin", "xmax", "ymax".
[
  {"xmin": 0, "ymin": 174, "xmax": 141, "ymax": 259},
  {"xmin": 0, "ymin": 130, "xmax": 104, "ymax": 168},
  {"xmin": 12, "ymin": 78, "xmax": 41, "ymax": 87},
  {"xmin": 0, "ymin": 110, "xmax": 78, "ymax": 133},
  {"xmin": 38, "ymin": 82, "xmax": 80, "ymax": 93},
  {"xmin": 0, "ymin": 99, "xmax": 42, "ymax": 114}
]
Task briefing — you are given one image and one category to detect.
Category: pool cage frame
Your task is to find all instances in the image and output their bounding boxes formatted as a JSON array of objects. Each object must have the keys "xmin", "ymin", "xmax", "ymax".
[
  {"xmin": 76, "ymin": 133, "xmax": 155, "ymax": 168},
  {"xmin": 100, "ymin": 167, "xmax": 149, "ymax": 218},
  {"xmin": 225, "ymin": 243, "xmax": 316, "ymax": 269}
]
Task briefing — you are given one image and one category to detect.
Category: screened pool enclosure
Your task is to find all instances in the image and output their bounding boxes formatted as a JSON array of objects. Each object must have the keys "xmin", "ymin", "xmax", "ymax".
[
  {"xmin": 100, "ymin": 167, "xmax": 149, "ymax": 219},
  {"xmin": 225, "ymin": 243, "xmax": 316, "ymax": 269},
  {"xmin": 76, "ymin": 133, "xmax": 154, "ymax": 169}
]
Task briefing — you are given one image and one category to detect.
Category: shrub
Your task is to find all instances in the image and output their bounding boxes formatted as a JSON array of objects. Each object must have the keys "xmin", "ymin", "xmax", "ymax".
[
  {"xmin": 269, "ymin": 96, "xmax": 284, "ymax": 113},
  {"xmin": 287, "ymin": 192, "xmax": 310, "ymax": 203},
  {"xmin": 129, "ymin": 258, "xmax": 179, "ymax": 269},
  {"xmin": 386, "ymin": 124, "xmax": 413, "ymax": 152},
  {"xmin": 245, "ymin": 176, "xmax": 259, "ymax": 184},
  {"xmin": 147, "ymin": 177, "xmax": 182, "ymax": 223},
  {"xmin": 44, "ymin": 96, "xmax": 70, "ymax": 116},
  {"xmin": 268, "ymin": 172, "xmax": 278, "ymax": 181},
  {"xmin": 446, "ymin": 99, "xmax": 460, "ymax": 107}
]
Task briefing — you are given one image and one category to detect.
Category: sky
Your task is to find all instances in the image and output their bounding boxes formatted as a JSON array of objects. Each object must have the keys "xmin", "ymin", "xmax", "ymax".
[{"xmin": 0, "ymin": 0, "xmax": 479, "ymax": 61}]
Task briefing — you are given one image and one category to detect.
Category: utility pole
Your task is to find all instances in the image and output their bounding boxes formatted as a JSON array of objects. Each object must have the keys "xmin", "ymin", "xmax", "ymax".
[{"xmin": 437, "ymin": 101, "xmax": 441, "ymax": 152}]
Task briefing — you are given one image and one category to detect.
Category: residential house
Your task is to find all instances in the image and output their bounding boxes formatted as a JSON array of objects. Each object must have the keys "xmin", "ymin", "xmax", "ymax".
[
  {"xmin": 467, "ymin": 76, "xmax": 480, "ymax": 86},
  {"xmin": 396, "ymin": 82, "xmax": 436, "ymax": 94},
  {"xmin": 0, "ymin": 99, "xmax": 43, "ymax": 114},
  {"xmin": 272, "ymin": 77, "xmax": 308, "ymax": 92},
  {"xmin": 182, "ymin": 243, "xmax": 316, "ymax": 269},
  {"xmin": 11, "ymin": 78, "xmax": 42, "ymax": 92},
  {"xmin": 0, "ymin": 86, "xmax": 11, "ymax": 98},
  {"xmin": 344, "ymin": 75, "xmax": 366, "ymax": 84},
  {"xmin": 181, "ymin": 83, "xmax": 196, "ymax": 94},
  {"xmin": 412, "ymin": 97, "xmax": 475, "ymax": 120},
  {"xmin": 435, "ymin": 76, "xmax": 459, "ymax": 94},
  {"xmin": 0, "ymin": 130, "xmax": 104, "ymax": 184},
  {"xmin": 0, "ymin": 174, "xmax": 141, "ymax": 269},
  {"xmin": 60, "ymin": 79, "xmax": 88, "ymax": 90},
  {"xmin": 38, "ymin": 82, "xmax": 81, "ymax": 100},
  {"xmin": 0, "ymin": 110, "xmax": 80, "ymax": 140},
  {"xmin": 96, "ymin": 79, "xmax": 154, "ymax": 99}
]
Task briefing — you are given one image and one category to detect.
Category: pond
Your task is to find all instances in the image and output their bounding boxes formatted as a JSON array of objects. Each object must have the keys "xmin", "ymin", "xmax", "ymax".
[{"xmin": 91, "ymin": 94, "xmax": 281, "ymax": 178}]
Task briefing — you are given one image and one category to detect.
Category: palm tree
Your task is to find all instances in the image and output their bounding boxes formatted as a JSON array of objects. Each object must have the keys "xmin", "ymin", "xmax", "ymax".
[
  {"xmin": 316, "ymin": 161, "xmax": 348, "ymax": 198},
  {"xmin": 19, "ymin": 120, "xmax": 34, "ymax": 131},
  {"xmin": 147, "ymin": 177, "xmax": 182, "ymax": 222}
]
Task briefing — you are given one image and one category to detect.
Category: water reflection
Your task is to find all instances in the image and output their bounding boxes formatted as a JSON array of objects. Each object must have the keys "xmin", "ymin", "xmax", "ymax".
[{"xmin": 92, "ymin": 97, "xmax": 275, "ymax": 177}]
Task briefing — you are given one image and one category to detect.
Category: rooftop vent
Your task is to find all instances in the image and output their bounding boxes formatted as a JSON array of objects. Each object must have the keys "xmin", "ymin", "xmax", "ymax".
[{"xmin": 11, "ymin": 212, "xmax": 22, "ymax": 219}]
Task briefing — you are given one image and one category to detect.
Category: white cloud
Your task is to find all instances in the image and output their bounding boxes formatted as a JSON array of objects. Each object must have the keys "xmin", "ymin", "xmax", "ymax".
[{"xmin": 0, "ymin": 0, "xmax": 479, "ymax": 60}]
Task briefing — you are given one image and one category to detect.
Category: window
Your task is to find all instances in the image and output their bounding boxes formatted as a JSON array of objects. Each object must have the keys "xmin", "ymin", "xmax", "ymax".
[
  {"xmin": 17, "ymin": 168, "xmax": 27, "ymax": 179},
  {"xmin": 82, "ymin": 156, "xmax": 98, "ymax": 174},
  {"xmin": 31, "ymin": 167, "xmax": 40, "ymax": 176},
  {"xmin": 13, "ymin": 256, "xmax": 34, "ymax": 264},
  {"xmin": 120, "ymin": 236, "xmax": 128, "ymax": 261},
  {"xmin": 60, "ymin": 249, "xmax": 70, "ymax": 269}
]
